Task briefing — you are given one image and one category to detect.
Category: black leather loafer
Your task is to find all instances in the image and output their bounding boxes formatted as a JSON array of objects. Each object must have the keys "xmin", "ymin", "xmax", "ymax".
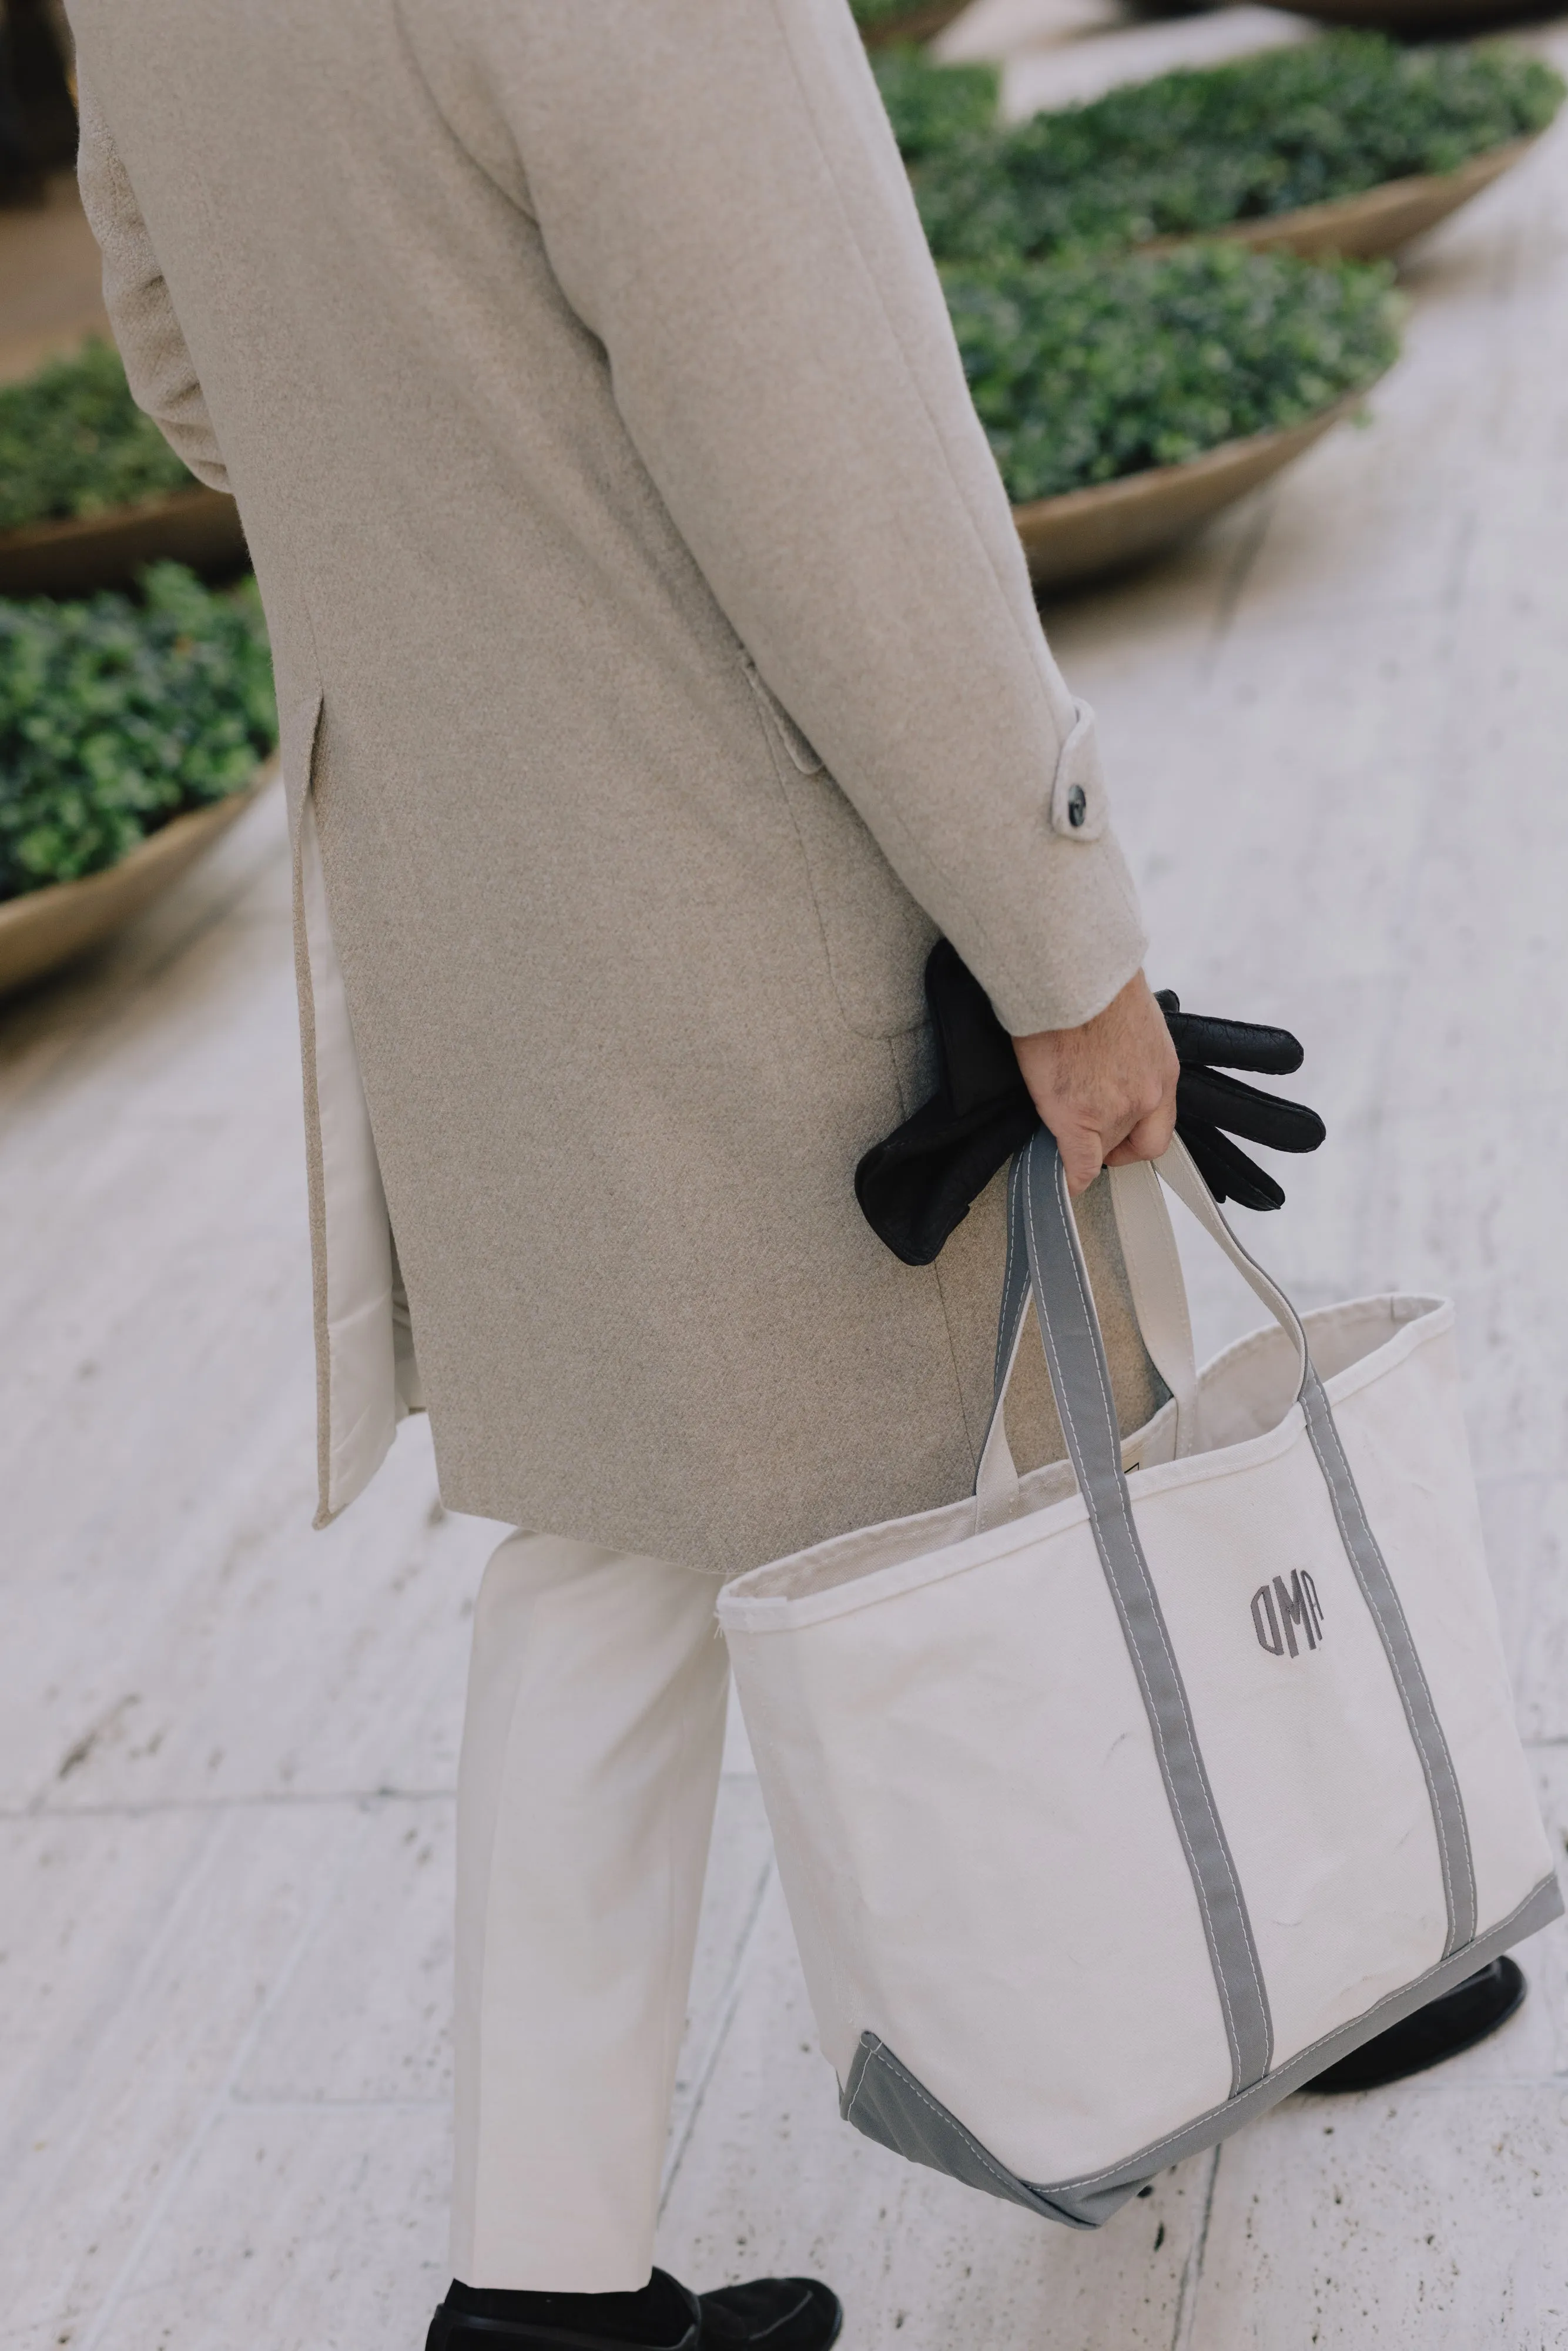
[
  {"xmin": 427, "ymin": 2270, "xmax": 842, "ymax": 2351},
  {"xmin": 427, "ymin": 2272, "xmax": 700, "ymax": 2351},
  {"xmin": 699, "ymin": 2276, "xmax": 842, "ymax": 2349},
  {"xmin": 1302, "ymin": 1957, "xmax": 1526, "ymax": 2094}
]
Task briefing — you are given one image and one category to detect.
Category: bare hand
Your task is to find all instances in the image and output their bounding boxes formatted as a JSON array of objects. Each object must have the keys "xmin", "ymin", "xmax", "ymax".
[{"xmin": 1012, "ymin": 971, "xmax": 1180, "ymax": 1196}]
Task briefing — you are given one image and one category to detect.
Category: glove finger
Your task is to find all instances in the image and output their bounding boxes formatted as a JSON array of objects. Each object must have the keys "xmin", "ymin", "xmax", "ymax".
[
  {"xmin": 1172, "ymin": 1116, "xmax": 1235, "ymax": 1203},
  {"xmin": 1178, "ymin": 1067, "xmax": 1325, "ymax": 1154},
  {"xmin": 1164, "ymin": 1007, "xmax": 1304, "ymax": 1079},
  {"xmin": 1178, "ymin": 1116, "xmax": 1287, "ymax": 1212}
]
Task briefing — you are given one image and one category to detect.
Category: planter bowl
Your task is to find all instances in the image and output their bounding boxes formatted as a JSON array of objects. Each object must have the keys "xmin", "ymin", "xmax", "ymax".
[
  {"xmin": 0, "ymin": 761, "xmax": 272, "ymax": 998},
  {"xmin": 1175, "ymin": 136, "xmax": 1538, "ymax": 262},
  {"xmin": 859, "ymin": 1, "xmax": 969, "ymax": 46},
  {"xmin": 0, "ymin": 483, "xmax": 247, "ymax": 598},
  {"xmin": 1012, "ymin": 389, "xmax": 1368, "ymax": 591},
  {"xmin": 1299, "ymin": 0, "xmax": 1552, "ymax": 25}
]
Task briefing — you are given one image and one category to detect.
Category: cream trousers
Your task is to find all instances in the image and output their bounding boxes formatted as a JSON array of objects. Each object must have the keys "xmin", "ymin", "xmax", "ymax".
[{"xmin": 451, "ymin": 1532, "xmax": 731, "ymax": 2290}]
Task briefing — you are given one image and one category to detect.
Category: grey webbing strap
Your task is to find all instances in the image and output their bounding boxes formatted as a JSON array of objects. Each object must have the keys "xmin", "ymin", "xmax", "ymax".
[
  {"xmin": 971, "ymin": 1153, "xmax": 1037, "ymax": 1532},
  {"xmin": 1021, "ymin": 1130, "xmax": 1274, "ymax": 2097},
  {"xmin": 993, "ymin": 1148, "xmax": 1034, "ymax": 1406},
  {"xmin": 1148, "ymin": 1144, "xmax": 1476, "ymax": 1960},
  {"xmin": 987, "ymin": 1130, "xmax": 1477, "ymax": 1984},
  {"xmin": 1301, "ymin": 1370, "xmax": 1477, "ymax": 1955}
]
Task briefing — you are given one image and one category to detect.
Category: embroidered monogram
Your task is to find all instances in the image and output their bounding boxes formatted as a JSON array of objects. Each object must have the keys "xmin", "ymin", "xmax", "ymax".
[{"xmin": 1252, "ymin": 1570, "xmax": 1325, "ymax": 1657}]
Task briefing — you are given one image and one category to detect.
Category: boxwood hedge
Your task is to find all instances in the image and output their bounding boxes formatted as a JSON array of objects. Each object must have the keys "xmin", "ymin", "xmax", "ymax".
[
  {"xmin": 0, "ymin": 562, "xmax": 277, "ymax": 902},
  {"xmin": 0, "ymin": 338, "xmax": 196, "ymax": 535},
  {"xmin": 949, "ymin": 244, "xmax": 1401, "ymax": 504},
  {"xmin": 873, "ymin": 46, "xmax": 1000, "ymax": 157},
  {"xmin": 890, "ymin": 35, "xmax": 1563, "ymax": 263}
]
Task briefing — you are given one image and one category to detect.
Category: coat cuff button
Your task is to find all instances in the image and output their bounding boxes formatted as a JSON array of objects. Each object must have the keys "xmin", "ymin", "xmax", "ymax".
[{"xmin": 1049, "ymin": 698, "xmax": 1108, "ymax": 841}]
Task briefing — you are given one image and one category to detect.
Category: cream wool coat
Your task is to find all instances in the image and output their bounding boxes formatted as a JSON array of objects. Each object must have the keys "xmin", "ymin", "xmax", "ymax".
[{"xmin": 72, "ymin": 0, "xmax": 1160, "ymax": 1571}]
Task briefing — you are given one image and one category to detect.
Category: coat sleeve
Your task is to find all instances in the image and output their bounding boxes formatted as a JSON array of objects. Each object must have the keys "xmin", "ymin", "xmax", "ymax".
[
  {"xmin": 404, "ymin": 0, "xmax": 1146, "ymax": 1035},
  {"xmin": 75, "ymin": 73, "xmax": 229, "ymax": 493}
]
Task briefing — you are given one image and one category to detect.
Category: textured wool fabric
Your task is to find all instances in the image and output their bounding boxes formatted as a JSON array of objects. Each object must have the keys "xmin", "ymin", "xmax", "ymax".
[{"xmin": 71, "ymin": 0, "xmax": 1155, "ymax": 1567}]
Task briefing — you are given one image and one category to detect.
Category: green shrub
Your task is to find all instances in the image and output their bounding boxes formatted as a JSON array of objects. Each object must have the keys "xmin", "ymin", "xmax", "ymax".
[
  {"xmin": 0, "ymin": 562, "xmax": 277, "ymax": 902},
  {"xmin": 872, "ymin": 46, "xmax": 1000, "ymax": 159},
  {"xmin": 903, "ymin": 35, "xmax": 1563, "ymax": 262},
  {"xmin": 949, "ymin": 244, "xmax": 1401, "ymax": 504},
  {"xmin": 0, "ymin": 338, "xmax": 196, "ymax": 534}
]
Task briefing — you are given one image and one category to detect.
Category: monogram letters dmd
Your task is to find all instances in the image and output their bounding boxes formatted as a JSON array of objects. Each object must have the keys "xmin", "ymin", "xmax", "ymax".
[{"xmin": 1252, "ymin": 1570, "xmax": 1325, "ymax": 1657}]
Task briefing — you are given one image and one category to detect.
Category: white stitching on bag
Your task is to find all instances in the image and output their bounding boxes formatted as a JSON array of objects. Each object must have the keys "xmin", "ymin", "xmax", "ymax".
[
  {"xmin": 1302, "ymin": 1390, "xmax": 1470, "ymax": 1937},
  {"xmin": 1043, "ymin": 1873, "xmax": 1554, "ymax": 2193},
  {"xmin": 995, "ymin": 1156, "xmax": 1023, "ymax": 1399},
  {"xmin": 1058, "ymin": 1164, "xmax": 1274, "ymax": 2051},
  {"xmin": 1307, "ymin": 1413, "xmax": 1456, "ymax": 1923},
  {"xmin": 850, "ymin": 2040, "xmax": 1073, "ymax": 2216},
  {"xmin": 1027, "ymin": 1151, "xmax": 1269, "ymax": 2084},
  {"xmin": 1026, "ymin": 1174, "xmax": 1244, "ymax": 2063}
]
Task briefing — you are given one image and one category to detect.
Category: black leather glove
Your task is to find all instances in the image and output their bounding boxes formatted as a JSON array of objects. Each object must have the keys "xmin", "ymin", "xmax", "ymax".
[
  {"xmin": 854, "ymin": 943, "xmax": 1325, "ymax": 1267},
  {"xmin": 1155, "ymin": 986, "xmax": 1324, "ymax": 1213}
]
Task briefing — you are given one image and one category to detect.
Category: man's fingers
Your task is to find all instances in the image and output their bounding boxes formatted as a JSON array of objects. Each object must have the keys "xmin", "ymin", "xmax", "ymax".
[
  {"xmin": 1012, "ymin": 970, "xmax": 1181, "ymax": 1195},
  {"xmin": 1056, "ymin": 1127, "xmax": 1106, "ymax": 1196},
  {"xmin": 1104, "ymin": 1099, "xmax": 1178, "ymax": 1170}
]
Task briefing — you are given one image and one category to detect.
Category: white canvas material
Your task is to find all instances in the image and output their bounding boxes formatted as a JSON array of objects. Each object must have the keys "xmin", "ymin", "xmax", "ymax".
[{"xmin": 718, "ymin": 1131, "xmax": 1561, "ymax": 2226}]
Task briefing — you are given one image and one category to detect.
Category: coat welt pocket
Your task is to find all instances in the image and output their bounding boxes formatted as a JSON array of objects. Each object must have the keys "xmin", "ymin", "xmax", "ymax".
[{"xmin": 742, "ymin": 655, "xmax": 935, "ymax": 1041}]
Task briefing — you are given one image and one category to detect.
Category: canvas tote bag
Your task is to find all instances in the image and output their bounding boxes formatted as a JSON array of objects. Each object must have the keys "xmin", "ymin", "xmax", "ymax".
[{"xmin": 718, "ymin": 1128, "xmax": 1560, "ymax": 2226}]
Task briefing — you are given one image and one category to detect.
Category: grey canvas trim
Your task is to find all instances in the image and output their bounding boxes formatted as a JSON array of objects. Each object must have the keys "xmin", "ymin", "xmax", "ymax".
[
  {"xmin": 1300, "ymin": 1368, "xmax": 1479, "ymax": 1957},
  {"xmin": 839, "ymin": 2034, "xmax": 1104, "ymax": 2229},
  {"xmin": 839, "ymin": 1871, "xmax": 1561, "ymax": 2231},
  {"xmin": 1110, "ymin": 1139, "xmax": 1478, "ymax": 1962},
  {"xmin": 1040, "ymin": 1867, "xmax": 1561, "ymax": 2212},
  {"xmin": 1021, "ymin": 1133, "xmax": 1273, "ymax": 2097}
]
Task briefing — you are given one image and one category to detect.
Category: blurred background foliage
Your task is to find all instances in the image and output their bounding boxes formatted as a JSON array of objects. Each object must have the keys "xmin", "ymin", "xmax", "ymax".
[
  {"xmin": 880, "ymin": 35, "xmax": 1563, "ymax": 260},
  {"xmin": 949, "ymin": 244, "xmax": 1401, "ymax": 501},
  {"xmin": 0, "ymin": 340, "xmax": 197, "ymax": 530},
  {"xmin": 0, "ymin": 5, "xmax": 1559, "ymax": 925},
  {"xmin": 0, "ymin": 564, "xmax": 276, "ymax": 899}
]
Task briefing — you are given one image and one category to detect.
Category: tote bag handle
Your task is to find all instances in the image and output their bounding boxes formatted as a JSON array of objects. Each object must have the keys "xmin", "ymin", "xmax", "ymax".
[
  {"xmin": 1104, "ymin": 1145, "xmax": 1315, "ymax": 1461},
  {"xmin": 975, "ymin": 1130, "xmax": 1308, "ymax": 1532},
  {"xmin": 1107, "ymin": 1156, "xmax": 1200, "ymax": 1459}
]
